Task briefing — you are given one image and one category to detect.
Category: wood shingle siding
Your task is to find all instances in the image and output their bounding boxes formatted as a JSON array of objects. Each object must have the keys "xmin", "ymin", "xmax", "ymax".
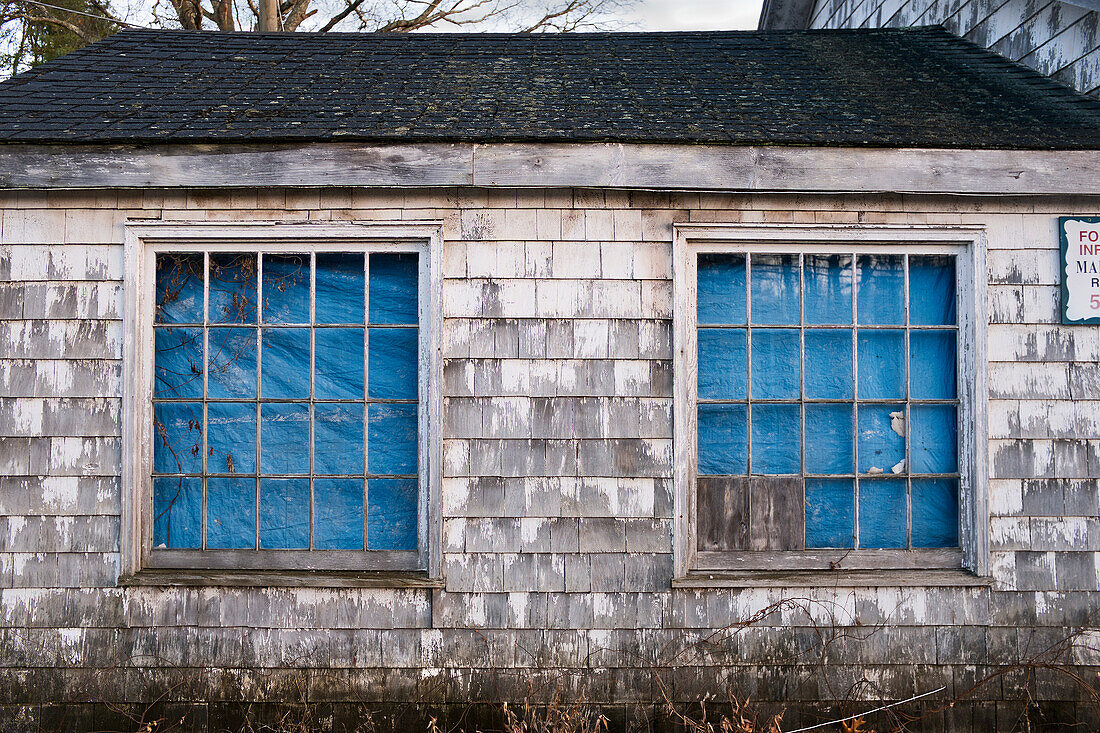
[{"xmin": 0, "ymin": 187, "xmax": 1099, "ymax": 728}]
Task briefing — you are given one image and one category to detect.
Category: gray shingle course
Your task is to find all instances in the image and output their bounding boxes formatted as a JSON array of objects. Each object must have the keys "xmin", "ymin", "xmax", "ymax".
[{"xmin": 0, "ymin": 27, "xmax": 1096, "ymax": 148}]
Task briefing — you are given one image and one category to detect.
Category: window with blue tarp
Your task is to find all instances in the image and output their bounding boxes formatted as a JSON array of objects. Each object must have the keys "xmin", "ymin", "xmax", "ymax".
[
  {"xmin": 696, "ymin": 251, "xmax": 959, "ymax": 553},
  {"xmin": 152, "ymin": 249, "xmax": 420, "ymax": 557}
]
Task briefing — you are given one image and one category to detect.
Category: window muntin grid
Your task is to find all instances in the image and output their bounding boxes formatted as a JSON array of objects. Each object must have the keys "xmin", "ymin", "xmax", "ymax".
[
  {"xmin": 696, "ymin": 251, "xmax": 960, "ymax": 550},
  {"xmin": 151, "ymin": 249, "xmax": 420, "ymax": 554}
]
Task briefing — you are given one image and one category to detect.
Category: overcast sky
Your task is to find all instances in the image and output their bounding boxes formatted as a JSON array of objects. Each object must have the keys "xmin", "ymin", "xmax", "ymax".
[{"xmin": 624, "ymin": 0, "xmax": 763, "ymax": 30}]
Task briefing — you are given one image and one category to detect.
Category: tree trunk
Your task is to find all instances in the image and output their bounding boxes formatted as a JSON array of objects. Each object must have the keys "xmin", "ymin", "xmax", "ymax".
[{"xmin": 257, "ymin": 0, "xmax": 278, "ymax": 30}]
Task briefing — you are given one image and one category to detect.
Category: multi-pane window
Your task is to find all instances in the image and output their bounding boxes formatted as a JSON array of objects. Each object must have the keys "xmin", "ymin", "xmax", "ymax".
[
  {"xmin": 150, "ymin": 248, "xmax": 421, "ymax": 565},
  {"xmin": 695, "ymin": 251, "xmax": 960, "ymax": 559}
]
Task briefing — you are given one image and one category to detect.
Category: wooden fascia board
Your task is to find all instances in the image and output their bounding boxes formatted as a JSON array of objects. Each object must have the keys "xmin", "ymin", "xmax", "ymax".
[{"xmin": 0, "ymin": 142, "xmax": 1098, "ymax": 195}]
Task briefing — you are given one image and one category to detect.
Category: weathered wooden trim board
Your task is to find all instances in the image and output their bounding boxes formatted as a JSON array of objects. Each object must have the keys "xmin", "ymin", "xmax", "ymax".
[{"xmin": 0, "ymin": 142, "xmax": 1097, "ymax": 194}]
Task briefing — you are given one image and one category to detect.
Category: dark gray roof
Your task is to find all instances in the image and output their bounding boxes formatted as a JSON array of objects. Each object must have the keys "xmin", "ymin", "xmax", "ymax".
[{"xmin": 0, "ymin": 27, "xmax": 1097, "ymax": 148}]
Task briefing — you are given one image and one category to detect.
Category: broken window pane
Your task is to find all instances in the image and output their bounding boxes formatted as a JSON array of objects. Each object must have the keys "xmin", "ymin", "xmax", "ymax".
[{"xmin": 857, "ymin": 404, "xmax": 905, "ymax": 474}]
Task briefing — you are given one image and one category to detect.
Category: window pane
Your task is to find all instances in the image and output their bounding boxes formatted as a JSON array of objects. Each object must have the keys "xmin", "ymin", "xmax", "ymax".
[
  {"xmin": 856, "ymin": 255, "xmax": 903, "ymax": 325},
  {"xmin": 153, "ymin": 477, "xmax": 202, "ymax": 548},
  {"xmin": 697, "ymin": 328, "xmax": 746, "ymax": 400},
  {"xmin": 805, "ymin": 478, "xmax": 854, "ymax": 548},
  {"xmin": 154, "ymin": 327, "xmax": 204, "ymax": 399},
  {"xmin": 368, "ymin": 403, "xmax": 418, "ymax": 475},
  {"xmin": 260, "ymin": 478, "xmax": 310, "ymax": 549},
  {"xmin": 911, "ymin": 405, "xmax": 957, "ymax": 474},
  {"xmin": 858, "ymin": 478, "xmax": 907, "ymax": 548},
  {"xmin": 750, "ymin": 253, "xmax": 799, "ymax": 325},
  {"xmin": 315, "ymin": 403, "xmax": 365, "ymax": 475},
  {"xmin": 153, "ymin": 402, "xmax": 202, "ymax": 474},
  {"xmin": 857, "ymin": 404, "xmax": 905, "ymax": 474},
  {"xmin": 315, "ymin": 479, "xmax": 365, "ymax": 549},
  {"xmin": 208, "ymin": 253, "xmax": 257, "ymax": 324},
  {"xmin": 155, "ymin": 253, "xmax": 204, "ymax": 324},
  {"xmin": 751, "ymin": 329, "xmax": 800, "ymax": 399},
  {"xmin": 697, "ymin": 253, "xmax": 746, "ymax": 325},
  {"xmin": 805, "ymin": 404, "xmax": 853, "ymax": 474},
  {"xmin": 368, "ymin": 327, "xmax": 419, "ymax": 400},
  {"xmin": 316, "ymin": 253, "xmax": 364, "ymax": 324},
  {"xmin": 697, "ymin": 403, "xmax": 747, "ymax": 475},
  {"xmin": 315, "ymin": 328, "xmax": 364, "ymax": 399},
  {"xmin": 368, "ymin": 478, "xmax": 418, "ymax": 550},
  {"xmin": 207, "ymin": 402, "xmax": 256, "ymax": 475},
  {"xmin": 208, "ymin": 327, "xmax": 257, "ymax": 399},
  {"xmin": 261, "ymin": 254, "xmax": 310, "ymax": 324},
  {"xmin": 910, "ymin": 331, "xmax": 956, "ymax": 400},
  {"xmin": 752, "ymin": 404, "xmax": 801, "ymax": 474},
  {"xmin": 207, "ymin": 477, "xmax": 255, "ymax": 549},
  {"xmin": 909, "ymin": 255, "xmax": 956, "ymax": 326},
  {"xmin": 804, "ymin": 329, "xmax": 852, "ymax": 399},
  {"xmin": 857, "ymin": 330, "xmax": 904, "ymax": 399},
  {"xmin": 804, "ymin": 254, "xmax": 852, "ymax": 325},
  {"xmin": 260, "ymin": 328, "xmax": 310, "ymax": 399},
  {"xmin": 260, "ymin": 404, "xmax": 310, "ymax": 475},
  {"xmin": 370, "ymin": 253, "xmax": 419, "ymax": 325},
  {"xmin": 912, "ymin": 478, "xmax": 959, "ymax": 547}
]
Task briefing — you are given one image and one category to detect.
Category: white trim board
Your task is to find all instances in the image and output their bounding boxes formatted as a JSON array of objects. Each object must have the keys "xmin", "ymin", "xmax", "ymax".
[{"xmin": 2, "ymin": 143, "xmax": 1099, "ymax": 194}]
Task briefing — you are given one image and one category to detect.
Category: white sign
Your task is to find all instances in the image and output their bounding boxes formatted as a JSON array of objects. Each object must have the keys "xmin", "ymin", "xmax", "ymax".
[{"xmin": 1060, "ymin": 217, "xmax": 1100, "ymax": 325}]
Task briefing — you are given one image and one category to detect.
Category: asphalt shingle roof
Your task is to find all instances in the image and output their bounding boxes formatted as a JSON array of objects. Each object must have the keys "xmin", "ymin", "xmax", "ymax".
[{"xmin": 0, "ymin": 27, "xmax": 1097, "ymax": 148}]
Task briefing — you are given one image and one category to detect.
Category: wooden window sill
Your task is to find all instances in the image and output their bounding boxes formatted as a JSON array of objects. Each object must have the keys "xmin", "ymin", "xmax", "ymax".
[
  {"xmin": 119, "ymin": 569, "xmax": 443, "ymax": 589},
  {"xmin": 673, "ymin": 568, "xmax": 993, "ymax": 588}
]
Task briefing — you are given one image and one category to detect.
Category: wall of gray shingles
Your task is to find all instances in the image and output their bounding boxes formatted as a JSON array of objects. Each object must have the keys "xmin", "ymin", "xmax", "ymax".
[
  {"xmin": 0, "ymin": 188, "xmax": 1098, "ymax": 730},
  {"xmin": 805, "ymin": 0, "xmax": 1099, "ymax": 98}
]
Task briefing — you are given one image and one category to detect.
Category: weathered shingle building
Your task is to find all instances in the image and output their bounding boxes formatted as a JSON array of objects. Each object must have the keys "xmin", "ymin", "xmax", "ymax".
[
  {"xmin": 759, "ymin": 0, "xmax": 1099, "ymax": 99},
  {"xmin": 0, "ymin": 27, "xmax": 1099, "ymax": 731}
]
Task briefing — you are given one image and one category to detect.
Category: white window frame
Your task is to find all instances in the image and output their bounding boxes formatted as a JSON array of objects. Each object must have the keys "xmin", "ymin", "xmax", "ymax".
[
  {"xmin": 672, "ymin": 223, "xmax": 989, "ymax": 580},
  {"xmin": 120, "ymin": 221, "xmax": 444, "ymax": 584}
]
